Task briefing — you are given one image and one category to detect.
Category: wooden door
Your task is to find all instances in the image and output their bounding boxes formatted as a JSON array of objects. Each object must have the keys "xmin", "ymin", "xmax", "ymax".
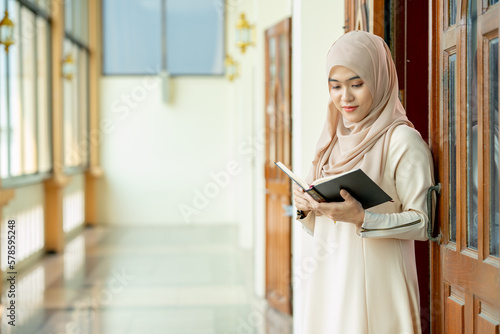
[
  {"xmin": 264, "ymin": 17, "xmax": 292, "ymax": 316},
  {"xmin": 430, "ymin": 0, "xmax": 500, "ymax": 332},
  {"xmin": 344, "ymin": 0, "xmax": 384, "ymax": 36}
]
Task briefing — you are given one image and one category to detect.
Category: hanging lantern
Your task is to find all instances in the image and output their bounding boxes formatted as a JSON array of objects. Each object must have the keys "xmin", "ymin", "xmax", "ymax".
[
  {"xmin": 225, "ymin": 54, "xmax": 238, "ymax": 81},
  {"xmin": 62, "ymin": 53, "xmax": 75, "ymax": 80},
  {"xmin": 0, "ymin": 10, "xmax": 15, "ymax": 53},
  {"xmin": 235, "ymin": 13, "xmax": 254, "ymax": 54}
]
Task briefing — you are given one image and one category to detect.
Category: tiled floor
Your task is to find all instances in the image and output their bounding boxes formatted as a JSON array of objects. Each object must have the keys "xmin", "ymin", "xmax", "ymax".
[{"xmin": 1, "ymin": 225, "xmax": 292, "ymax": 334}]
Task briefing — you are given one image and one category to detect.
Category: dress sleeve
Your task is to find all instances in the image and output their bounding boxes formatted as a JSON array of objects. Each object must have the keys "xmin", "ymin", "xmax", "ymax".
[
  {"xmin": 297, "ymin": 211, "xmax": 315, "ymax": 236},
  {"xmin": 359, "ymin": 126, "xmax": 435, "ymax": 240}
]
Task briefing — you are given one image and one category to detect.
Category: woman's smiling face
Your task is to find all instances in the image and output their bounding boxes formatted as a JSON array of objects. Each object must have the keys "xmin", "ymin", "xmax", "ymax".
[{"xmin": 328, "ymin": 66, "xmax": 373, "ymax": 123}]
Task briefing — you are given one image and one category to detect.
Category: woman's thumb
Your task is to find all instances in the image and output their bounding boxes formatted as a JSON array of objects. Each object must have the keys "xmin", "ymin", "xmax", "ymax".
[{"xmin": 340, "ymin": 189, "xmax": 351, "ymax": 200}]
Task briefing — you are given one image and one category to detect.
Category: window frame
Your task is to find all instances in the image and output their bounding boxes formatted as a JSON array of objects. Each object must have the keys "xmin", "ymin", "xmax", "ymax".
[
  {"xmin": 62, "ymin": 0, "xmax": 90, "ymax": 174},
  {"xmin": 0, "ymin": 0, "xmax": 53, "ymax": 188},
  {"xmin": 101, "ymin": 0, "xmax": 226, "ymax": 77}
]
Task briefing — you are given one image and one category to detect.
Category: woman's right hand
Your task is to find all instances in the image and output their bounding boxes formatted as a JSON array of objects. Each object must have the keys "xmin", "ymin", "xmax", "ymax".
[{"xmin": 292, "ymin": 183, "xmax": 317, "ymax": 216}]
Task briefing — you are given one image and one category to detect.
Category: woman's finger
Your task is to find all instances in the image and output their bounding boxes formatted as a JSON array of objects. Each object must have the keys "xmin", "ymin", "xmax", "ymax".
[
  {"xmin": 340, "ymin": 189, "xmax": 353, "ymax": 201},
  {"xmin": 304, "ymin": 192, "xmax": 320, "ymax": 206}
]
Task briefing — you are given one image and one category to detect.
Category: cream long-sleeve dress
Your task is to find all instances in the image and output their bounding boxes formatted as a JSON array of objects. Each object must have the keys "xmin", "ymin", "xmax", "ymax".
[{"xmin": 298, "ymin": 125, "xmax": 434, "ymax": 334}]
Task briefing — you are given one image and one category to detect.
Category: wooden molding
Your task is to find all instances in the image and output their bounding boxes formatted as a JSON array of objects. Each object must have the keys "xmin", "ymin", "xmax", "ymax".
[
  {"xmin": 44, "ymin": 0, "xmax": 66, "ymax": 253},
  {"xmin": 0, "ymin": 189, "xmax": 15, "ymax": 207},
  {"xmin": 44, "ymin": 173, "xmax": 71, "ymax": 189},
  {"xmin": 44, "ymin": 180, "xmax": 66, "ymax": 253},
  {"xmin": 89, "ymin": 165, "xmax": 104, "ymax": 178},
  {"xmin": 85, "ymin": 0, "xmax": 103, "ymax": 226}
]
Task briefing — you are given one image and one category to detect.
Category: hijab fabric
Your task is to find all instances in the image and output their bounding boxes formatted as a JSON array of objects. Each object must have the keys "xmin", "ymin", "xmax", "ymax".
[{"xmin": 305, "ymin": 31, "xmax": 413, "ymax": 185}]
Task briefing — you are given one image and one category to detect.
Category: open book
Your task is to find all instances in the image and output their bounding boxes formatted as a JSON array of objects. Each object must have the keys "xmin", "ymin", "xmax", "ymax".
[{"xmin": 275, "ymin": 162, "xmax": 392, "ymax": 209}]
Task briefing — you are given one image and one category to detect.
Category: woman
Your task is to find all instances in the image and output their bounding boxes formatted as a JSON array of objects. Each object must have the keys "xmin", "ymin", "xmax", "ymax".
[{"xmin": 293, "ymin": 31, "xmax": 434, "ymax": 333}]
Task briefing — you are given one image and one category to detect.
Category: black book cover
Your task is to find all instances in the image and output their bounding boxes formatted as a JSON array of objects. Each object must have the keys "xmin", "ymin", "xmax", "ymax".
[
  {"xmin": 307, "ymin": 169, "xmax": 392, "ymax": 209},
  {"xmin": 274, "ymin": 162, "xmax": 392, "ymax": 210}
]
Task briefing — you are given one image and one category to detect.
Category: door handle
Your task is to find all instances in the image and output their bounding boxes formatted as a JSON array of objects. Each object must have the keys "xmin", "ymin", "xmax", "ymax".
[{"xmin": 427, "ymin": 183, "xmax": 442, "ymax": 244}]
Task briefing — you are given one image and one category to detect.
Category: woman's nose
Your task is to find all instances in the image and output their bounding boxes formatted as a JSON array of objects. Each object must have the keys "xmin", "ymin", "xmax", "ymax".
[{"xmin": 341, "ymin": 88, "xmax": 354, "ymax": 102}]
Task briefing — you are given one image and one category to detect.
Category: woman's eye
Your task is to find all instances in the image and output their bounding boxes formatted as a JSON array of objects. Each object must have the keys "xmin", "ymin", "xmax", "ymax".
[
  {"xmin": 352, "ymin": 83, "xmax": 364, "ymax": 88},
  {"xmin": 331, "ymin": 86, "xmax": 340, "ymax": 90}
]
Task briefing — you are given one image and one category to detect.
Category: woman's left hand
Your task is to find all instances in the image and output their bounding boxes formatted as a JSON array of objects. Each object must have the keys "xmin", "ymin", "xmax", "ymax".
[{"xmin": 309, "ymin": 189, "xmax": 365, "ymax": 227}]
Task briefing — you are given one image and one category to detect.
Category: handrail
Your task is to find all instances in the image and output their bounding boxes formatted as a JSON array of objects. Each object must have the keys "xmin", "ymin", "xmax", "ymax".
[{"xmin": 427, "ymin": 183, "xmax": 442, "ymax": 243}]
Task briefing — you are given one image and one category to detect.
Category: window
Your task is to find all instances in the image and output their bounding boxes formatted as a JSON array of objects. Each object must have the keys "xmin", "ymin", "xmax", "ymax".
[
  {"xmin": 102, "ymin": 0, "xmax": 225, "ymax": 76},
  {"xmin": 463, "ymin": 0, "xmax": 499, "ymax": 257},
  {"xmin": 0, "ymin": 0, "xmax": 52, "ymax": 183},
  {"xmin": 63, "ymin": 0, "xmax": 89, "ymax": 170}
]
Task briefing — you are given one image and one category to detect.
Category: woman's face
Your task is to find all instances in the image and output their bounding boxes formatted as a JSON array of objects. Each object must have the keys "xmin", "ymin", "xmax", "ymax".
[{"xmin": 328, "ymin": 66, "xmax": 373, "ymax": 123}]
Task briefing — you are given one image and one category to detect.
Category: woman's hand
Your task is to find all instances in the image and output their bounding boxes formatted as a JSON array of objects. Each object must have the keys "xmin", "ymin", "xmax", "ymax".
[
  {"xmin": 292, "ymin": 183, "xmax": 317, "ymax": 216},
  {"xmin": 311, "ymin": 189, "xmax": 365, "ymax": 227}
]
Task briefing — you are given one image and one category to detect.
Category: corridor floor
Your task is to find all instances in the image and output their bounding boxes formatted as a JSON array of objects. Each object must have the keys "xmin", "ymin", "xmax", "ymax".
[{"xmin": 1, "ymin": 225, "xmax": 292, "ymax": 334}]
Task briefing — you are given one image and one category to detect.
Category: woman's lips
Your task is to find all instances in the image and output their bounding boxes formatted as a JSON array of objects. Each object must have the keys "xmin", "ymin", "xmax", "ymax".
[{"xmin": 342, "ymin": 106, "xmax": 358, "ymax": 112}]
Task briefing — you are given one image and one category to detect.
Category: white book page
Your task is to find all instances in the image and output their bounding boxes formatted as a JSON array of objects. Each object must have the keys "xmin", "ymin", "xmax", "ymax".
[{"xmin": 275, "ymin": 162, "xmax": 309, "ymax": 190}]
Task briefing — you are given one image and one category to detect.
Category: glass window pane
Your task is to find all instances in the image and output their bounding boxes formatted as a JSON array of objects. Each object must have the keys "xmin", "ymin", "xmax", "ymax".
[
  {"xmin": 491, "ymin": 0, "xmax": 499, "ymax": 5},
  {"xmin": 72, "ymin": 45, "xmax": 80, "ymax": 167},
  {"xmin": 71, "ymin": 44, "xmax": 80, "ymax": 167},
  {"xmin": 467, "ymin": 0, "xmax": 479, "ymax": 250},
  {"xmin": 102, "ymin": 0, "xmax": 161, "ymax": 75},
  {"xmin": 268, "ymin": 37, "xmax": 276, "ymax": 163},
  {"xmin": 450, "ymin": 0, "xmax": 457, "ymax": 25},
  {"xmin": 65, "ymin": 0, "xmax": 73, "ymax": 33},
  {"xmin": 490, "ymin": 37, "xmax": 499, "ymax": 257},
  {"xmin": 449, "ymin": 53, "xmax": 457, "ymax": 243},
  {"xmin": 63, "ymin": 41, "xmax": 75, "ymax": 167},
  {"xmin": 80, "ymin": 0, "xmax": 88, "ymax": 44},
  {"xmin": 166, "ymin": 0, "xmax": 225, "ymax": 75},
  {"xmin": 9, "ymin": 1, "xmax": 22, "ymax": 177},
  {"xmin": 73, "ymin": 0, "xmax": 82, "ymax": 40},
  {"xmin": 37, "ymin": 17, "xmax": 51, "ymax": 173},
  {"xmin": 279, "ymin": 35, "xmax": 285, "ymax": 94},
  {"xmin": 78, "ymin": 49, "xmax": 89, "ymax": 166},
  {"xmin": 35, "ymin": 0, "xmax": 51, "ymax": 13},
  {"xmin": 21, "ymin": 7, "xmax": 38, "ymax": 175}
]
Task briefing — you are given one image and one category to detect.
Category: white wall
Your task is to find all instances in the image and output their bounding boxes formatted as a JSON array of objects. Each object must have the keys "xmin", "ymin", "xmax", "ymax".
[
  {"xmin": 291, "ymin": 0, "xmax": 345, "ymax": 332},
  {"xmin": 1, "ymin": 183, "xmax": 45, "ymax": 266},
  {"xmin": 97, "ymin": 75, "xmax": 238, "ymax": 225}
]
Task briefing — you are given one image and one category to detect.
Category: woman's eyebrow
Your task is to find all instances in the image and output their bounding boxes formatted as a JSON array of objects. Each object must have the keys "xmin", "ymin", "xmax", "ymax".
[{"xmin": 328, "ymin": 76, "xmax": 361, "ymax": 82}]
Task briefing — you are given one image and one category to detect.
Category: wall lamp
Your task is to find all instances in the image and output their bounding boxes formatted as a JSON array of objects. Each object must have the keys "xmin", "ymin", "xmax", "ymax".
[
  {"xmin": 62, "ymin": 53, "xmax": 74, "ymax": 80},
  {"xmin": 225, "ymin": 54, "xmax": 239, "ymax": 81},
  {"xmin": 0, "ymin": 10, "xmax": 14, "ymax": 53},
  {"xmin": 235, "ymin": 13, "xmax": 255, "ymax": 54}
]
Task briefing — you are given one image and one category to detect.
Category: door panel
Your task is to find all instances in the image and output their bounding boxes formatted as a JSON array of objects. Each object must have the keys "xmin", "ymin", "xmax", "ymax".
[
  {"xmin": 445, "ymin": 284, "xmax": 465, "ymax": 334},
  {"xmin": 264, "ymin": 17, "xmax": 292, "ymax": 316},
  {"xmin": 475, "ymin": 299, "xmax": 500, "ymax": 333},
  {"xmin": 430, "ymin": 0, "xmax": 500, "ymax": 332}
]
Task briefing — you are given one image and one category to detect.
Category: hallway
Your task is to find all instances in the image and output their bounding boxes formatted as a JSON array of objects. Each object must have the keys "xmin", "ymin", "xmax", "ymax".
[{"xmin": 2, "ymin": 226, "xmax": 292, "ymax": 334}]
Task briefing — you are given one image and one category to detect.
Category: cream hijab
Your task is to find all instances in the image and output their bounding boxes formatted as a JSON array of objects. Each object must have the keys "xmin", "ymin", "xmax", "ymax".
[{"xmin": 305, "ymin": 31, "xmax": 413, "ymax": 185}]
